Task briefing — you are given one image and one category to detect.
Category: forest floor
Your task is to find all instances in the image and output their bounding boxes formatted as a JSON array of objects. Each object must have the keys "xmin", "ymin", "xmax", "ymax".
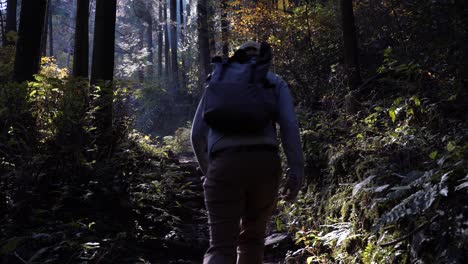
[{"xmin": 0, "ymin": 145, "xmax": 293, "ymax": 264}]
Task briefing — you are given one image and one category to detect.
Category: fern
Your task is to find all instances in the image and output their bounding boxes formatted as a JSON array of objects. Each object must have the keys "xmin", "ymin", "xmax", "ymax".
[{"xmin": 379, "ymin": 185, "xmax": 437, "ymax": 225}]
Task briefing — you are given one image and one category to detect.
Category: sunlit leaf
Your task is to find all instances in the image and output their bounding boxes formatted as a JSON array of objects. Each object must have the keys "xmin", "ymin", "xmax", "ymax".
[
  {"xmin": 446, "ymin": 141, "xmax": 456, "ymax": 152},
  {"xmin": 389, "ymin": 108, "xmax": 396, "ymax": 123}
]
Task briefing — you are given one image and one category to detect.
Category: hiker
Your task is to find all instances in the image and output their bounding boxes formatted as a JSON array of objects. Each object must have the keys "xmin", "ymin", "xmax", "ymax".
[{"xmin": 191, "ymin": 41, "xmax": 304, "ymax": 264}]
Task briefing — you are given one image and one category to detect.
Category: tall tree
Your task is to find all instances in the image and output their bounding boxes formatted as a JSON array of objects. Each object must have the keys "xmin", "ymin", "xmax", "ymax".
[
  {"xmin": 91, "ymin": 0, "xmax": 116, "ymax": 83},
  {"xmin": 197, "ymin": 0, "xmax": 210, "ymax": 82},
  {"xmin": 169, "ymin": 0, "xmax": 178, "ymax": 92},
  {"xmin": 90, "ymin": 0, "xmax": 117, "ymax": 149},
  {"xmin": 13, "ymin": 0, "xmax": 48, "ymax": 82},
  {"xmin": 340, "ymin": 0, "xmax": 361, "ymax": 89},
  {"xmin": 221, "ymin": 0, "xmax": 229, "ymax": 58},
  {"xmin": 73, "ymin": 0, "xmax": 89, "ymax": 78},
  {"xmin": 207, "ymin": 3, "xmax": 215, "ymax": 57},
  {"xmin": 0, "ymin": 1, "xmax": 5, "ymax": 45},
  {"xmin": 179, "ymin": 0, "xmax": 187, "ymax": 88},
  {"xmin": 137, "ymin": 26, "xmax": 145, "ymax": 82},
  {"xmin": 5, "ymin": 0, "xmax": 16, "ymax": 34},
  {"xmin": 48, "ymin": 1, "xmax": 54, "ymax": 57},
  {"xmin": 163, "ymin": 0, "xmax": 170, "ymax": 81},
  {"xmin": 157, "ymin": 0, "xmax": 163, "ymax": 79},
  {"xmin": 40, "ymin": 1, "xmax": 50, "ymax": 56},
  {"xmin": 133, "ymin": 0, "xmax": 154, "ymax": 81},
  {"xmin": 145, "ymin": 8, "xmax": 154, "ymax": 80}
]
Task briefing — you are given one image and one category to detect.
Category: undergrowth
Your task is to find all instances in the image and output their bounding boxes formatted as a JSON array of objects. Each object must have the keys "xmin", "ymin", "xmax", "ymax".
[{"xmin": 275, "ymin": 69, "xmax": 467, "ymax": 263}]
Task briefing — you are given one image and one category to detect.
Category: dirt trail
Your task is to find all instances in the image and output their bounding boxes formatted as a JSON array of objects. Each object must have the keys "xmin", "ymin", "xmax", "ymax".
[{"xmin": 154, "ymin": 154, "xmax": 293, "ymax": 264}]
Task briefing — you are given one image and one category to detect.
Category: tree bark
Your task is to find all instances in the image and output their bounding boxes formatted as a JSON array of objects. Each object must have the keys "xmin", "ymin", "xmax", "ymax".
[
  {"xmin": 91, "ymin": 0, "xmax": 116, "ymax": 84},
  {"xmin": 73, "ymin": 0, "xmax": 89, "ymax": 78},
  {"xmin": 169, "ymin": 0, "xmax": 178, "ymax": 93},
  {"xmin": 197, "ymin": 0, "xmax": 210, "ymax": 81},
  {"xmin": 137, "ymin": 26, "xmax": 145, "ymax": 82},
  {"xmin": 179, "ymin": 0, "xmax": 187, "ymax": 89},
  {"xmin": 340, "ymin": 0, "xmax": 361, "ymax": 90},
  {"xmin": 48, "ymin": 0, "xmax": 54, "ymax": 57},
  {"xmin": 40, "ymin": 1, "xmax": 50, "ymax": 56},
  {"xmin": 6, "ymin": 0, "xmax": 16, "ymax": 35},
  {"xmin": 146, "ymin": 14, "xmax": 154, "ymax": 80},
  {"xmin": 13, "ymin": 0, "xmax": 48, "ymax": 82},
  {"xmin": 157, "ymin": 0, "xmax": 163, "ymax": 79},
  {"xmin": 164, "ymin": 0, "xmax": 170, "ymax": 81},
  {"xmin": 207, "ymin": 3, "xmax": 216, "ymax": 58},
  {"xmin": 0, "ymin": 1, "xmax": 6, "ymax": 45},
  {"xmin": 90, "ymin": 0, "xmax": 117, "ymax": 151},
  {"xmin": 221, "ymin": 0, "xmax": 229, "ymax": 58}
]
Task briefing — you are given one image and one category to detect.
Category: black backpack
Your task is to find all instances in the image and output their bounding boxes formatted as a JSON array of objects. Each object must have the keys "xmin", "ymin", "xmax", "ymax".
[{"xmin": 202, "ymin": 42, "xmax": 277, "ymax": 135}]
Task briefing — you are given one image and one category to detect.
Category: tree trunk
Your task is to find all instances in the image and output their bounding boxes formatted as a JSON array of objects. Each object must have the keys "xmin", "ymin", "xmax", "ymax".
[
  {"xmin": 207, "ymin": 3, "xmax": 215, "ymax": 58},
  {"xmin": 0, "ymin": 1, "xmax": 6, "ymax": 45},
  {"xmin": 340, "ymin": 0, "xmax": 361, "ymax": 90},
  {"xmin": 73, "ymin": 0, "xmax": 89, "ymax": 78},
  {"xmin": 137, "ymin": 26, "xmax": 144, "ymax": 82},
  {"xmin": 6, "ymin": 0, "xmax": 16, "ymax": 35},
  {"xmin": 40, "ymin": 1, "xmax": 49, "ymax": 56},
  {"xmin": 179, "ymin": 0, "xmax": 187, "ymax": 89},
  {"xmin": 197, "ymin": 0, "xmax": 210, "ymax": 82},
  {"xmin": 157, "ymin": 0, "xmax": 163, "ymax": 80},
  {"xmin": 163, "ymin": 0, "xmax": 170, "ymax": 82},
  {"xmin": 48, "ymin": 1, "xmax": 54, "ymax": 57},
  {"xmin": 146, "ymin": 15, "xmax": 154, "ymax": 80},
  {"xmin": 169, "ymin": 0, "xmax": 178, "ymax": 93},
  {"xmin": 91, "ymin": 0, "xmax": 116, "ymax": 83},
  {"xmin": 90, "ymin": 0, "xmax": 117, "ymax": 151},
  {"xmin": 221, "ymin": 0, "xmax": 229, "ymax": 58},
  {"xmin": 13, "ymin": 0, "xmax": 48, "ymax": 82}
]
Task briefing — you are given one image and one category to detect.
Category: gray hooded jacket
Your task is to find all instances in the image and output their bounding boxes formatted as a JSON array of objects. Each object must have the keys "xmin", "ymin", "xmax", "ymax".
[{"xmin": 190, "ymin": 71, "xmax": 304, "ymax": 180}]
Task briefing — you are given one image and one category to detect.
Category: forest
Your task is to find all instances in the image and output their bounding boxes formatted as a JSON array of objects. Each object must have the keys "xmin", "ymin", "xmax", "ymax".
[{"xmin": 0, "ymin": 0, "xmax": 466, "ymax": 263}]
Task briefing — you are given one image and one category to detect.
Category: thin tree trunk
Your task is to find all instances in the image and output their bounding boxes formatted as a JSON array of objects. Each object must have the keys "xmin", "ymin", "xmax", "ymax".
[
  {"xmin": 146, "ymin": 15, "xmax": 154, "ymax": 80},
  {"xmin": 340, "ymin": 0, "xmax": 361, "ymax": 90},
  {"xmin": 179, "ymin": 0, "xmax": 187, "ymax": 89},
  {"xmin": 221, "ymin": 0, "xmax": 229, "ymax": 58},
  {"xmin": 73, "ymin": 0, "xmax": 89, "ymax": 78},
  {"xmin": 13, "ymin": 0, "xmax": 48, "ymax": 82},
  {"xmin": 138, "ymin": 26, "xmax": 144, "ymax": 82},
  {"xmin": 0, "ymin": 1, "xmax": 6, "ymax": 45},
  {"xmin": 164, "ymin": 0, "xmax": 170, "ymax": 82},
  {"xmin": 157, "ymin": 0, "xmax": 163, "ymax": 80},
  {"xmin": 207, "ymin": 3, "xmax": 215, "ymax": 58},
  {"xmin": 41, "ymin": 1, "xmax": 50, "ymax": 56},
  {"xmin": 169, "ymin": 0, "xmax": 178, "ymax": 93},
  {"xmin": 48, "ymin": 1, "xmax": 54, "ymax": 57},
  {"xmin": 197, "ymin": 0, "xmax": 210, "ymax": 82}
]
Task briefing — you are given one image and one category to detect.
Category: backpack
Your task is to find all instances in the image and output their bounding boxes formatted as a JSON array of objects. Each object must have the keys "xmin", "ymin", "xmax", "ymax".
[{"xmin": 202, "ymin": 42, "xmax": 277, "ymax": 135}]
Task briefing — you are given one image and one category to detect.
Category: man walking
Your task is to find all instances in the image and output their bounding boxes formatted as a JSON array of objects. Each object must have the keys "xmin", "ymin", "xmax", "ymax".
[{"xmin": 191, "ymin": 41, "xmax": 304, "ymax": 264}]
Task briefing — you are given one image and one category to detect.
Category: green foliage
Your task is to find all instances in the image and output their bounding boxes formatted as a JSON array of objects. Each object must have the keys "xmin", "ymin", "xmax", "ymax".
[
  {"xmin": 0, "ymin": 82, "xmax": 34, "ymax": 156},
  {"xmin": 162, "ymin": 124, "xmax": 192, "ymax": 154},
  {"xmin": 0, "ymin": 43, "xmax": 15, "ymax": 82},
  {"xmin": 134, "ymin": 83, "xmax": 192, "ymax": 136}
]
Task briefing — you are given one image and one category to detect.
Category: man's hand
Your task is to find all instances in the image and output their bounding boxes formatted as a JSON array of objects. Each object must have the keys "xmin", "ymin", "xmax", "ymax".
[{"xmin": 282, "ymin": 169, "xmax": 303, "ymax": 202}]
